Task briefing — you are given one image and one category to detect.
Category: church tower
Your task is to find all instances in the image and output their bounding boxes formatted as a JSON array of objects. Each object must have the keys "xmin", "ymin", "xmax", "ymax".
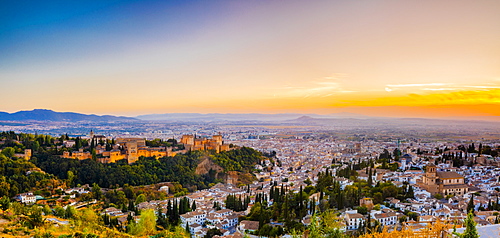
[{"xmin": 423, "ymin": 164, "xmax": 439, "ymax": 194}]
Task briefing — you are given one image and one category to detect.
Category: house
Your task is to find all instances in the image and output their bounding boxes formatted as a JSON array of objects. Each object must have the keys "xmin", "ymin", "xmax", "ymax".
[
  {"xmin": 373, "ymin": 212, "xmax": 397, "ymax": 226},
  {"xmin": 16, "ymin": 192, "xmax": 36, "ymax": 204},
  {"xmin": 227, "ymin": 213, "xmax": 239, "ymax": 227},
  {"xmin": 189, "ymin": 223, "xmax": 203, "ymax": 235},
  {"xmin": 239, "ymin": 220, "xmax": 260, "ymax": 233},
  {"xmin": 215, "ymin": 209, "xmax": 232, "ymax": 217},
  {"xmin": 345, "ymin": 211, "xmax": 365, "ymax": 230},
  {"xmin": 63, "ymin": 140, "xmax": 75, "ymax": 148},
  {"xmin": 181, "ymin": 211, "xmax": 206, "ymax": 226}
]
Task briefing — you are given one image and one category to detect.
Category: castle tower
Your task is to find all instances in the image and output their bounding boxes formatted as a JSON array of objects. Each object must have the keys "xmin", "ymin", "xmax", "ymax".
[
  {"xmin": 24, "ymin": 149, "xmax": 32, "ymax": 160},
  {"xmin": 181, "ymin": 135, "xmax": 194, "ymax": 145},
  {"xmin": 127, "ymin": 141, "xmax": 138, "ymax": 164},
  {"xmin": 212, "ymin": 135, "xmax": 223, "ymax": 145}
]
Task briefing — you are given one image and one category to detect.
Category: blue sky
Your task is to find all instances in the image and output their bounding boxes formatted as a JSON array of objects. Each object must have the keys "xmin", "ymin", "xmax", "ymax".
[{"xmin": 1, "ymin": 0, "xmax": 500, "ymax": 117}]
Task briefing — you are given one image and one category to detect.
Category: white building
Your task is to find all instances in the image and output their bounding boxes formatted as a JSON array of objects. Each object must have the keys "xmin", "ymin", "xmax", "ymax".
[
  {"xmin": 16, "ymin": 192, "xmax": 36, "ymax": 204},
  {"xmin": 345, "ymin": 211, "xmax": 365, "ymax": 230},
  {"xmin": 373, "ymin": 212, "xmax": 397, "ymax": 226},
  {"xmin": 181, "ymin": 211, "xmax": 206, "ymax": 226}
]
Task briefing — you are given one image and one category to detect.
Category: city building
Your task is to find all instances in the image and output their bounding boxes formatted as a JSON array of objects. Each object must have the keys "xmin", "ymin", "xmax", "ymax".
[
  {"xmin": 181, "ymin": 134, "xmax": 229, "ymax": 153},
  {"xmin": 421, "ymin": 164, "xmax": 468, "ymax": 196}
]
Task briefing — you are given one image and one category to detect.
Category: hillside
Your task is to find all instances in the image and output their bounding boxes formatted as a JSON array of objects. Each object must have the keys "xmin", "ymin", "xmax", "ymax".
[
  {"xmin": 0, "ymin": 152, "xmax": 57, "ymax": 198},
  {"xmin": 34, "ymin": 147, "xmax": 269, "ymax": 190}
]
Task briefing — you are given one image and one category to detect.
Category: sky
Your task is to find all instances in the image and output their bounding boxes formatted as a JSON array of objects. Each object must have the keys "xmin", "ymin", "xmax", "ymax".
[{"xmin": 1, "ymin": 0, "xmax": 500, "ymax": 118}]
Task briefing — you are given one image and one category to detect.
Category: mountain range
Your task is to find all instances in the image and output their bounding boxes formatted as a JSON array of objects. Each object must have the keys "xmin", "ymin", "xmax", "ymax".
[
  {"xmin": 135, "ymin": 112, "xmax": 369, "ymax": 122},
  {"xmin": 0, "ymin": 109, "xmax": 137, "ymax": 122},
  {"xmin": 1, "ymin": 109, "xmax": 499, "ymax": 124}
]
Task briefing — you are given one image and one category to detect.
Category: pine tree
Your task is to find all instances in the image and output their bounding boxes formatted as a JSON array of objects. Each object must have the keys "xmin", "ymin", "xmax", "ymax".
[{"xmin": 454, "ymin": 212, "xmax": 479, "ymax": 238}]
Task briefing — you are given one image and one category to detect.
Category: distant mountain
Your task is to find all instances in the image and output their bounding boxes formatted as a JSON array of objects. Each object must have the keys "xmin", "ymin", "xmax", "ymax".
[
  {"xmin": 0, "ymin": 109, "xmax": 138, "ymax": 122},
  {"xmin": 136, "ymin": 112, "xmax": 367, "ymax": 122},
  {"xmin": 284, "ymin": 115, "xmax": 500, "ymax": 128}
]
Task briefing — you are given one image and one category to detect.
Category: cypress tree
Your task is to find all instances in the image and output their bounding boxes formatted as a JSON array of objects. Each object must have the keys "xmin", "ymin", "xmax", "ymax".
[
  {"xmin": 467, "ymin": 194, "xmax": 475, "ymax": 213},
  {"xmin": 367, "ymin": 168, "xmax": 373, "ymax": 187},
  {"xmin": 270, "ymin": 186, "xmax": 274, "ymax": 201},
  {"xmin": 173, "ymin": 199, "xmax": 179, "ymax": 223},
  {"xmin": 191, "ymin": 201, "xmax": 196, "ymax": 211},
  {"xmin": 186, "ymin": 222, "xmax": 191, "ymax": 237},
  {"xmin": 167, "ymin": 200, "xmax": 172, "ymax": 218}
]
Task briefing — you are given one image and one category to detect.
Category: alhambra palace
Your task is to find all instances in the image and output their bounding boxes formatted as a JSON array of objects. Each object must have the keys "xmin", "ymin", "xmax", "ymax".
[{"xmin": 62, "ymin": 132, "xmax": 230, "ymax": 164}]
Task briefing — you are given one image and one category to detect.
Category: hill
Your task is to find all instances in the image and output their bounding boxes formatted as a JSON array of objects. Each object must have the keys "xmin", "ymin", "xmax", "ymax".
[
  {"xmin": 135, "ymin": 112, "xmax": 357, "ymax": 121},
  {"xmin": 34, "ymin": 147, "xmax": 269, "ymax": 190},
  {"xmin": 0, "ymin": 109, "xmax": 137, "ymax": 122}
]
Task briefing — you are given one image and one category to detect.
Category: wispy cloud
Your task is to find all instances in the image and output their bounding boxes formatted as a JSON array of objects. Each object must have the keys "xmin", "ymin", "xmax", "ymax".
[
  {"xmin": 386, "ymin": 83, "xmax": 449, "ymax": 88},
  {"xmin": 422, "ymin": 88, "xmax": 456, "ymax": 91},
  {"xmin": 463, "ymin": 85, "xmax": 500, "ymax": 89},
  {"xmin": 279, "ymin": 74, "xmax": 355, "ymax": 98},
  {"xmin": 385, "ymin": 82, "xmax": 500, "ymax": 92},
  {"xmin": 385, "ymin": 83, "xmax": 451, "ymax": 92}
]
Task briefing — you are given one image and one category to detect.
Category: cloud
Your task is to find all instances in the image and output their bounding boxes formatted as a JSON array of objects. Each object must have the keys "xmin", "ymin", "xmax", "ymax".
[
  {"xmin": 339, "ymin": 89, "xmax": 500, "ymax": 107},
  {"xmin": 279, "ymin": 74, "xmax": 355, "ymax": 98},
  {"xmin": 463, "ymin": 85, "xmax": 500, "ymax": 89},
  {"xmin": 385, "ymin": 82, "xmax": 500, "ymax": 92},
  {"xmin": 386, "ymin": 83, "xmax": 450, "ymax": 88},
  {"xmin": 385, "ymin": 83, "xmax": 450, "ymax": 92},
  {"xmin": 422, "ymin": 88, "xmax": 456, "ymax": 91}
]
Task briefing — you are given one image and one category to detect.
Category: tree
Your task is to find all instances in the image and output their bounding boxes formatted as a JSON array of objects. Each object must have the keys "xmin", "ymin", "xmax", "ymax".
[
  {"xmin": 204, "ymin": 228, "xmax": 222, "ymax": 238},
  {"xmin": 54, "ymin": 206, "xmax": 65, "ymax": 217},
  {"xmin": 78, "ymin": 208, "xmax": 99, "ymax": 228},
  {"xmin": 0, "ymin": 196, "xmax": 10, "ymax": 211},
  {"xmin": 32, "ymin": 141, "xmax": 40, "ymax": 152},
  {"xmin": 467, "ymin": 194, "xmax": 475, "ymax": 213},
  {"xmin": 1, "ymin": 147, "xmax": 15, "ymax": 158},
  {"xmin": 454, "ymin": 212, "xmax": 479, "ymax": 238},
  {"xmin": 139, "ymin": 209, "xmax": 157, "ymax": 236},
  {"xmin": 407, "ymin": 212, "xmax": 418, "ymax": 221},
  {"xmin": 367, "ymin": 168, "xmax": 373, "ymax": 187},
  {"xmin": 360, "ymin": 221, "xmax": 448, "ymax": 238},
  {"xmin": 128, "ymin": 209, "xmax": 157, "ymax": 236},
  {"xmin": 65, "ymin": 205, "xmax": 77, "ymax": 219},
  {"xmin": 191, "ymin": 201, "xmax": 197, "ymax": 211},
  {"xmin": 135, "ymin": 194, "xmax": 147, "ymax": 205},
  {"xmin": 92, "ymin": 183, "xmax": 102, "ymax": 200},
  {"xmin": 67, "ymin": 170, "xmax": 75, "ymax": 188},
  {"xmin": 357, "ymin": 206, "xmax": 368, "ymax": 215},
  {"xmin": 398, "ymin": 215, "xmax": 407, "ymax": 224},
  {"xmin": 27, "ymin": 206, "xmax": 45, "ymax": 228}
]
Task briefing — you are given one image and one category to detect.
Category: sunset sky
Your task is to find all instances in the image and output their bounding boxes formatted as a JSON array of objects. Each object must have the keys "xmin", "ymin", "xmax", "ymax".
[{"xmin": 1, "ymin": 0, "xmax": 500, "ymax": 117}]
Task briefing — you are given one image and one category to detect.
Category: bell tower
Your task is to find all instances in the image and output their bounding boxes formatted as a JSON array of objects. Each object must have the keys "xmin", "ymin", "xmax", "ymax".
[{"xmin": 424, "ymin": 164, "xmax": 438, "ymax": 195}]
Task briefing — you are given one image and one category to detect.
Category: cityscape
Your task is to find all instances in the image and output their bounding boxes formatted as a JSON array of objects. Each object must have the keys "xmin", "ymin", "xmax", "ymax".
[{"xmin": 2, "ymin": 0, "xmax": 500, "ymax": 237}]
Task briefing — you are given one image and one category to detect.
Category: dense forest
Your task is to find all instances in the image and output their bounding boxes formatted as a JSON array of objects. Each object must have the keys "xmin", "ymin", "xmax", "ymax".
[
  {"xmin": 0, "ymin": 151, "xmax": 57, "ymax": 198},
  {"xmin": 33, "ymin": 147, "xmax": 268, "ymax": 190}
]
